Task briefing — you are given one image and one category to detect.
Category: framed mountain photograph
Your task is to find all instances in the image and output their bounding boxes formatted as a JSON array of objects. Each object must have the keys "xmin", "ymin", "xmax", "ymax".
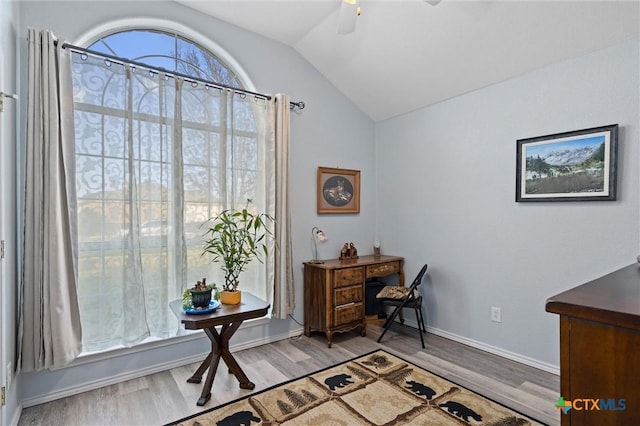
[{"xmin": 516, "ymin": 124, "xmax": 618, "ymax": 202}]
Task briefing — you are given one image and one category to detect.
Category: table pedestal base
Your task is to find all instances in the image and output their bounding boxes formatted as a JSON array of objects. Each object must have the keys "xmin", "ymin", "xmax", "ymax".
[{"xmin": 186, "ymin": 321, "xmax": 255, "ymax": 406}]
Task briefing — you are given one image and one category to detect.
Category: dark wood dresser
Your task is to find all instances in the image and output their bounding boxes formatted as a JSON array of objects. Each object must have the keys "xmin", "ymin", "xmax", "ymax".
[
  {"xmin": 546, "ymin": 263, "xmax": 640, "ymax": 425},
  {"xmin": 303, "ymin": 254, "xmax": 404, "ymax": 347}
]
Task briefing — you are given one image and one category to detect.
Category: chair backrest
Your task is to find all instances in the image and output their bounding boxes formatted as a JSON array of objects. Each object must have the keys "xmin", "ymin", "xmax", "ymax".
[{"xmin": 406, "ymin": 264, "xmax": 429, "ymax": 300}]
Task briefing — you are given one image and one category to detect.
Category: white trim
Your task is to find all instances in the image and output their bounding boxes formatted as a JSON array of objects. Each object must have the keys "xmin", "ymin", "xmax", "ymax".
[
  {"xmin": 72, "ymin": 17, "xmax": 257, "ymax": 92},
  {"xmin": 9, "ymin": 405, "xmax": 21, "ymax": 426},
  {"xmin": 74, "ymin": 316, "xmax": 271, "ymax": 366},
  {"xmin": 22, "ymin": 325, "xmax": 304, "ymax": 408},
  {"xmin": 426, "ymin": 326, "xmax": 560, "ymax": 375},
  {"xmin": 22, "ymin": 319, "xmax": 559, "ymax": 408},
  {"xmin": 392, "ymin": 317, "xmax": 560, "ymax": 375}
]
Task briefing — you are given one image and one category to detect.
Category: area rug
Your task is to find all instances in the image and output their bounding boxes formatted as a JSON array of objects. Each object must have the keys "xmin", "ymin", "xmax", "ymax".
[{"xmin": 169, "ymin": 349, "xmax": 543, "ymax": 425}]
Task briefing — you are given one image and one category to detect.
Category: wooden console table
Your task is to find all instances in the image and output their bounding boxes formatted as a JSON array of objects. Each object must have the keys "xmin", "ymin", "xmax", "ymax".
[
  {"xmin": 303, "ymin": 254, "xmax": 404, "ymax": 347},
  {"xmin": 170, "ymin": 293, "xmax": 269, "ymax": 406},
  {"xmin": 546, "ymin": 264, "xmax": 640, "ymax": 425}
]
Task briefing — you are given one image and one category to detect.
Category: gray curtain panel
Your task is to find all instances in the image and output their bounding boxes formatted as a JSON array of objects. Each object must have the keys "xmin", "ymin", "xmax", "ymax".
[
  {"xmin": 269, "ymin": 94, "xmax": 294, "ymax": 319},
  {"xmin": 19, "ymin": 28, "xmax": 82, "ymax": 372}
]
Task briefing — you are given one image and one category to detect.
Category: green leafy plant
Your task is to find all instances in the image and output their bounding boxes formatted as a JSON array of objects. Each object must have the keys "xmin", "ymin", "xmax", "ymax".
[{"xmin": 202, "ymin": 201, "xmax": 274, "ymax": 292}]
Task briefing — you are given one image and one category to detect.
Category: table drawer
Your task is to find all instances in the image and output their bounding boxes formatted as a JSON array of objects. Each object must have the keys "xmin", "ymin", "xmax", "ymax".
[
  {"xmin": 334, "ymin": 267, "xmax": 363, "ymax": 287},
  {"xmin": 366, "ymin": 261, "xmax": 400, "ymax": 278},
  {"xmin": 333, "ymin": 302, "xmax": 363, "ymax": 327},
  {"xmin": 334, "ymin": 285, "xmax": 363, "ymax": 306}
]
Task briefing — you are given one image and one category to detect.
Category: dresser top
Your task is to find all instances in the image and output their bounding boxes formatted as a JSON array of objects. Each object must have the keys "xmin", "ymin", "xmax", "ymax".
[
  {"xmin": 546, "ymin": 263, "xmax": 640, "ymax": 331},
  {"xmin": 304, "ymin": 254, "xmax": 403, "ymax": 270}
]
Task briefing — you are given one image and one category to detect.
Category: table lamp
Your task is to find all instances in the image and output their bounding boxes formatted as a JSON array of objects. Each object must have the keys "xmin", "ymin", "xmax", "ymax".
[{"xmin": 310, "ymin": 226, "xmax": 328, "ymax": 264}]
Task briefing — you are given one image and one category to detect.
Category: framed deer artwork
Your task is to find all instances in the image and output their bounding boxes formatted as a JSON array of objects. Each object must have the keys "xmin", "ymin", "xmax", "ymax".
[{"xmin": 317, "ymin": 167, "xmax": 360, "ymax": 214}]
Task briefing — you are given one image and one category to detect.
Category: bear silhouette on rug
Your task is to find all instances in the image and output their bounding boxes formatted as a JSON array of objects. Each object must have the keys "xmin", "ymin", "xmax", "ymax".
[
  {"xmin": 216, "ymin": 410, "xmax": 260, "ymax": 426},
  {"xmin": 405, "ymin": 380, "xmax": 436, "ymax": 400},
  {"xmin": 439, "ymin": 400, "xmax": 483, "ymax": 422},
  {"xmin": 324, "ymin": 373, "xmax": 354, "ymax": 391}
]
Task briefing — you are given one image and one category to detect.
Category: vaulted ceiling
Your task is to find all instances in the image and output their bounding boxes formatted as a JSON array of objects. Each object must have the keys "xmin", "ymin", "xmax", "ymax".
[{"xmin": 176, "ymin": 0, "xmax": 640, "ymax": 122}]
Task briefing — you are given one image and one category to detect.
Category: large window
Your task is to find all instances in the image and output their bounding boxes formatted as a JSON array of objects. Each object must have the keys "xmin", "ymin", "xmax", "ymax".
[{"xmin": 72, "ymin": 29, "xmax": 270, "ymax": 353}]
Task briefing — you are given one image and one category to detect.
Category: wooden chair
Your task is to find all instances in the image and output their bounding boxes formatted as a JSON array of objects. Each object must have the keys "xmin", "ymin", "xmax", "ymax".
[{"xmin": 376, "ymin": 264, "xmax": 428, "ymax": 348}]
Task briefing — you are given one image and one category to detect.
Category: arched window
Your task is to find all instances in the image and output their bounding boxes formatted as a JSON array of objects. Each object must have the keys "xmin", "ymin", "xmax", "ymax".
[
  {"xmin": 72, "ymin": 29, "xmax": 270, "ymax": 353},
  {"xmin": 88, "ymin": 29, "xmax": 242, "ymax": 87}
]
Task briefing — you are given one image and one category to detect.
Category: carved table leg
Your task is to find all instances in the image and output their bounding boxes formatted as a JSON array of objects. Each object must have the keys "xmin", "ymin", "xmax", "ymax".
[
  {"xmin": 196, "ymin": 349, "xmax": 222, "ymax": 406},
  {"xmin": 217, "ymin": 321, "xmax": 255, "ymax": 389},
  {"xmin": 187, "ymin": 351, "xmax": 214, "ymax": 384}
]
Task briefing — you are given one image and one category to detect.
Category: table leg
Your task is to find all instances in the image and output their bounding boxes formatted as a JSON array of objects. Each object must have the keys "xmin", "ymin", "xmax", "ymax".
[
  {"xmin": 218, "ymin": 321, "xmax": 255, "ymax": 389},
  {"xmin": 197, "ymin": 351, "xmax": 222, "ymax": 406},
  {"xmin": 191, "ymin": 328, "xmax": 222, "ymax": 406},
  {"xmin": 187, "ymin": 351, "xmax": 213, "ymax": 384},
  {"xmin": 221, "ymin": 351, "xmax": 255, "ymax": 389},
  {"xmin": 189, "ymin": 321, "xmax": 254, "ymax": 406}
]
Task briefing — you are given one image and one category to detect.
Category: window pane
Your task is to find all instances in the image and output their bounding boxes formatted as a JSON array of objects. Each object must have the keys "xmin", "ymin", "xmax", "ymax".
[{"xmin": 73, "ymin": 29, "xmax": 265, "ymax": 354}]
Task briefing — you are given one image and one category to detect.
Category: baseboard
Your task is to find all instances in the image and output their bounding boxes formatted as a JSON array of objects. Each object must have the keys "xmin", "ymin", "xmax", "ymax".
[
  {"xmin": 428, "ymin": 326, "xmax": 558, "ymax": 375},
  {"xmin": 21, "ymin": 326, "xmax": 304, "ymax": 408},
  {"xmin": 9, "ymin": 403, "xmax": 22, "ymax": 426},
  {"xmin": 20, "ymin": 320, "xmax": 557, "ymax": 408},
  {"xmin": 392, "ymin": 317, "xmax": 560, "ymax": 375}
]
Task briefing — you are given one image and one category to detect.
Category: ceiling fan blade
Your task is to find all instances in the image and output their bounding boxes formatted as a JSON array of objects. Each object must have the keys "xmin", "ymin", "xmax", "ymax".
[{"xmin": 338, "ymin": 0, "xmax": 358, "ymax": 35}]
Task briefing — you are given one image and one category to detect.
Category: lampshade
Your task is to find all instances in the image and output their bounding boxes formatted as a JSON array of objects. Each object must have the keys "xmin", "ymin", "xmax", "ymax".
[
  {"xmin": 310, "ymin": 227, "xmax": 328, "ymax": 264},
  {"xmin": 338, "ymin": 0, "xmax": 360, "ymax": 35}
]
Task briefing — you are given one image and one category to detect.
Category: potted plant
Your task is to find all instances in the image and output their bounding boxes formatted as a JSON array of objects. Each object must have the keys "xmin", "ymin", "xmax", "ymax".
[
  {"xmin": 202, "ymin": 201, "xmax": 273, "ymax": 304},
  {"xmin": 182, "ymin": 278, "xmax": 219, "ymax": 309}
]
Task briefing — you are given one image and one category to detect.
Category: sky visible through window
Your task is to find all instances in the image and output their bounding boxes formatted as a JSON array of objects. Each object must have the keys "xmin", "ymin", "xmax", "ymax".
[{"xmin": 88, "ymin": 30, "xmax": 241, "ymax": 87}]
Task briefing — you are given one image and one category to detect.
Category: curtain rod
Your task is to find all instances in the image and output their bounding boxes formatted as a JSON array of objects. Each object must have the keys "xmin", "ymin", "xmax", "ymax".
[{"xmin": 59, "ymin": 42, "xmax": 305, "ymax": 111}]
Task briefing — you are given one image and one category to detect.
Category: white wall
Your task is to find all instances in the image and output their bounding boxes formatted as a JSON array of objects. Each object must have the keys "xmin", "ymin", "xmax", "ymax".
[
  {"xmin": 0, "ymin": 0, "xmax": 20, "ymax": 424},
  {"xmin": 375, "ymin": 36, "xmax": 640, "ymax": 368},
  {"xmin": 16, "ymin": 0, "xmax": 375, "ymax": 406}
]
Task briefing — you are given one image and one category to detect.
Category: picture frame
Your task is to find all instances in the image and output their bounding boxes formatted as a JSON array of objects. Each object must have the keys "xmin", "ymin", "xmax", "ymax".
[
  {"xmin": 516, "ymin": 124, "xmax": 618, "ymax": 202},
  {"xmin": 317, "ymin": 167, "xmax": 361, "ymax": 214}
]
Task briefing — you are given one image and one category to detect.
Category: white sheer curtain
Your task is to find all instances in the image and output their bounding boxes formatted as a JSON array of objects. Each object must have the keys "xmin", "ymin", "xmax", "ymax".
[
  {"xmin": 269, "ymin": 94, "xmax": 294, "ymax": 319},
  {"xmin": 72, "ymin": 52, "xmax": 279, "ymax": 351},
  {"xmin": 19, "ymin": 35, "xmax": 295, "ymax": 355},
  {"xmin": 19, "ymin": 29, "xmax": 82, "ymax": 371}
]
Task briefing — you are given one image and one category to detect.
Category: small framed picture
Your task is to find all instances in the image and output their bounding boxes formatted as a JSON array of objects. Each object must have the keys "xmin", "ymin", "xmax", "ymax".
[
  {"xmin": 317, "ymin": 167, "xmax": 360, "ymax": 214},
  {"xmin": 516, "ymin": 124, "xmax": 618, "ymax": 202}
]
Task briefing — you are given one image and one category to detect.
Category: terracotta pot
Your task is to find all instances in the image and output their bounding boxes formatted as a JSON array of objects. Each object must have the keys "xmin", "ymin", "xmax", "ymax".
[{"xmin": 220, "ymin": 290, "xmax": 242, "ymax": 305}]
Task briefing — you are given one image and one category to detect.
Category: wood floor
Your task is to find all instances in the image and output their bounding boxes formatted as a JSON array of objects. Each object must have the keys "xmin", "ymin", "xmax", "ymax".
[{"xmin": 18, "ymin": 323, "xmax": 560, "ymax": 426}]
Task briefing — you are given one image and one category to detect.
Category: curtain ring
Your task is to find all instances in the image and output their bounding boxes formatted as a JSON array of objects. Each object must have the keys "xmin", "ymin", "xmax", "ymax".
[{"xmin": 104, "ymin": 59, "xmax": 111, "ymax": 67}]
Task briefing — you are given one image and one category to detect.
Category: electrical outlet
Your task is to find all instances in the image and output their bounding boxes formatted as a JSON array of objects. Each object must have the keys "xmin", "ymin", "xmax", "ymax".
[{"xmin": 491, "ymin": 307, "xmax": 502, "ymax": 323}]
